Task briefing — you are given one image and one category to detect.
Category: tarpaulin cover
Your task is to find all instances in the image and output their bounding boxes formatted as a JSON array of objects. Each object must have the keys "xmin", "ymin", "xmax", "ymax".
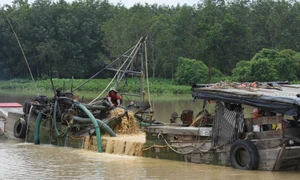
[{"xmin": 192, "ymin": 89, "xmax": 300, "ymax": 116}]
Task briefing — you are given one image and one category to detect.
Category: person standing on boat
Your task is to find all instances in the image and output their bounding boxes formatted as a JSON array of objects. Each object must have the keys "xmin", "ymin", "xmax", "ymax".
[{"xmin": 106, "ymin": 87, "xmax": 122, "ymax": 108}]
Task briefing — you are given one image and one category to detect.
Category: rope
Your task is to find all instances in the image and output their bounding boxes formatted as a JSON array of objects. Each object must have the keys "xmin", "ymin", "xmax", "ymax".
[
  {"xmin": 190, "ymin": 115, "xmax": 203, "ymax": 127},
  {"xmin": 88, "ymin": 57, "xmax": 130, "ymax": 104},
  {"xmin": 67, "ymin": 134, "xmax": 85, "ymax": 140},
  {"xmin": 25, "ymin": 105, "xmax": 33, "ymax": 142},
  {"xmin": 46, "ymin": 111, "xmax": 69, "ymax": 142},
  {"xmin": 157, "ymin": 132, "xmax": 212, "ymax": 155},
  {"xmin": 0, "ymin": 114, "xmax": 7, "ymax": 120},
  {"xmin": 144, "ymin": 38, "xmax": 152, "ymax": 112},
  {"xmin": 71, "ymin": 46, "xmax": 135, "ymax": 93},
  {"xmin": 4, "ymin": 12, "xmax": 38, "ymax": 96},
  {"xmin": 142, "ymin": 145, "xmax": 168, "ymax": 151},
  {"xmin": 88, "ymin": 38, "xmax": 143, "ymax": 105}
]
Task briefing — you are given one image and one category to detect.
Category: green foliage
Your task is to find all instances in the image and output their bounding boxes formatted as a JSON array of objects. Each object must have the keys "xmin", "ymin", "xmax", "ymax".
[
  {"xmin": 232, "ymin": 60, "xmax": 252, "ymax": 82},
  {"xmin": 252, "ymin": 48, "xmax": 278, "ymax": 62},
  {"xmin": 274, "ymin": 50, "xmax": 297, "ymax": 81},
  {"xmin": 232, "ymin": 48, "xmax": 299, "ymax": 82},
  {"xmin": 250, "ymin": 58, "xmax": 278, "ymax": 81},
  {"xmin": 210, "ymin": 68, "xmax": 231, "ymax": 83},
  {"xmin": 0, "ymin": 78, "xmax": 191, "ymax": 94},
  {"xmin": 2, "ymin": 1, "xmax": 300, "ymax": 82},
  {"xmin": 293, "ymin": 53, "xmax": 300, "ymax": 80},
  {"xmin": 174, "ymin": 57, "xmax": 208, "ymax": 85}
]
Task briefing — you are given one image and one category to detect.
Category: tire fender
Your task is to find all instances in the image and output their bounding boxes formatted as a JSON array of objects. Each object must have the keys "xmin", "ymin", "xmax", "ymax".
[
  {"xmin": 230, "ymin": 140, "xmax": 259, "ymax": 170},
  {"xmin": 13, "ymin": 118, "xmax": 27, "ymax": 139}
]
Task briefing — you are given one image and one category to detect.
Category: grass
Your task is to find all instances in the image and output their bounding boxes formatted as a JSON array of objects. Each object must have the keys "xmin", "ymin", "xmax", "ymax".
[{"xmin": 0, "ymin": 78, "xmax": 191, "ymax": 94}]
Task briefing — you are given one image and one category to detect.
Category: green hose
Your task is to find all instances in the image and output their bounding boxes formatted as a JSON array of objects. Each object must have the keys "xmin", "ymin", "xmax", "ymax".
[
  {"xmin": 34, "ymin": 97, "xmax": 103, "ymax": 152},
  {"xmin": 74, "ymin": 101, "xmax": 103, "ymax": 153},
  {"xmin": 53, "ymin": 100, "xmax": 61, "ymax": 136},
  {"xmin": 72, "ymin": 116, "xmax": 116, "ymax": 137},
  {"xmin": 96, "ymin": 119, "xmax": 116, "ymax": 137},
  {"xmin": 140, "ymin": 121, "xmax": 150, "ymax": 127},
  {"xmin": 33, "ymin": 111, "xmax": 43, "ymax": 144}
]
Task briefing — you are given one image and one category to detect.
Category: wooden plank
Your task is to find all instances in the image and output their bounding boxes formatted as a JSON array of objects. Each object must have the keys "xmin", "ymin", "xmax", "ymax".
[
  {"xmin": 252, "ymin": 139, "xmax": 282, "ymax": 149},
  {"xmin": 253, "ymin": 130, "xmax": 283, "ymax": 139},
  {"xmin": 245, "ymin": 116, "xmax": 284, "ymax": 136},
  {"xmin": 146, "ymin": 126, "xmax": 212, "ymax": 136},
  {"xmin": 258, "ymin": 148, "xmax": 280, "ymax": 171},
  {"xmin": 245, "ymin": 119, "xmax": 253, "ymax": 132},
  {"xmin": 281, "ymin": 146, "xmax": 300, "ymax": 160},
  {"xmin": 273, "ymin": 144, "xmax": 286, "ymax": 171},
  {"xmin": 246, "ymin": 116, "xmax": 283, "ymax": 126}
]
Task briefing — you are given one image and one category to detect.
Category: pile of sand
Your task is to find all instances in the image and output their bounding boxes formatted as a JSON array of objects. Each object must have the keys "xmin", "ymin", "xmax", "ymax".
[{"xmin": 110, "ymin": 108, "xmax": 141, "ymax": 134}]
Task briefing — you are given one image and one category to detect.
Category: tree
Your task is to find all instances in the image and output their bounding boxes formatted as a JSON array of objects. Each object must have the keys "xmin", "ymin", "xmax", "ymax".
[
  {"xmin": 174, "ymin": 57, "xmax": 208, "ymax": 85},
  {"xmin": 232, "ymin": 60, "xmax": 252, "ymax": 82},
  {"xmin": 250, "ymin": 58, "xmax": 278, "ymax": 81},
  {"xmin": 273, "ymin": 49, "xmax": 297, "ymax": 81}
]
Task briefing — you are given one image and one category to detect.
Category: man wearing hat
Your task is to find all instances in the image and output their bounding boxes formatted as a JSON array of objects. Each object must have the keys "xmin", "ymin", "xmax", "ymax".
[{"xmin": 107, "ymin": 87, "xmax": 122, "ymax": 108}]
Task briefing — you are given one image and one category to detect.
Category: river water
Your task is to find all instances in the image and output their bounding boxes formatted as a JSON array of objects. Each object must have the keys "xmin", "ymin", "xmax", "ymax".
[{"xmin": 0, "ymin": 91, "xmax": 299, "ymax": 179}]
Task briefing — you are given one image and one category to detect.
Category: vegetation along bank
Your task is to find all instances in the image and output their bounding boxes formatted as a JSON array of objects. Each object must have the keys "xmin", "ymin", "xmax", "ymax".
[{"xmin": 1, "ymin": 1, "xmax": 300, "ymax": 86}]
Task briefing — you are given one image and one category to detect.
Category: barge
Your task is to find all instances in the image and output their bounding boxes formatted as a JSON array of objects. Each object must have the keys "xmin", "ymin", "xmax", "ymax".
[
  {"xmin": 1, "ymin": 82, "xmax": 300, "ymax": 171},
  {"xmin": 143, "ymin": 82, "xmax": 300, "ymax": 171}
]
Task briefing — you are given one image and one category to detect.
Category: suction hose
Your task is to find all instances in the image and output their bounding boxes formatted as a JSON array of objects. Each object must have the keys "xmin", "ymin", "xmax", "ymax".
[
  {"xmin": 73, "ymin": 101, "xmax": 103, "ymax": 153},
  {"xmin": 72, "ymin": 116, "xmax": 116, "ymax": 137},
  {"xmin": 33, "ymin": 111, "xmax": 43, "ymax": 144},
  {"xmin": 53, "ymin": 99, "xmax": 61, "ymax": 136}
]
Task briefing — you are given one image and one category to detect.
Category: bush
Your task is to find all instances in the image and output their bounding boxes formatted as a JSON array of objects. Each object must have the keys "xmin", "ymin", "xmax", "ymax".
[{"xmin": 174, "ymin": 57, "xmax": 209, "ymax": 85}]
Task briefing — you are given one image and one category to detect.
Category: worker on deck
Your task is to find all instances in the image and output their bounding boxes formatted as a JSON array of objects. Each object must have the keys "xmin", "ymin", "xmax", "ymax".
[{"xmin": 106, "ymin": 87, "xmax": 122, "ymax": 109}]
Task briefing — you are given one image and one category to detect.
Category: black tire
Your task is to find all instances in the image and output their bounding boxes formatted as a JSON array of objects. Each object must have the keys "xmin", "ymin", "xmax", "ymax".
[
  {"xmin": 13, "ymin": 118, "xmax": 27, "ymax": 139},
  {"xmin": 230, "ymin": 140, "xmax": 259, "ymax": 170}
]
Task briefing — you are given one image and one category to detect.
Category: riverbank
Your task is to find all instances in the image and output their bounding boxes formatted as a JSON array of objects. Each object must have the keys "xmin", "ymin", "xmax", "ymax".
[{"xmin": 0, "ymin": 78, "xmax": 190, "ymax": 94}]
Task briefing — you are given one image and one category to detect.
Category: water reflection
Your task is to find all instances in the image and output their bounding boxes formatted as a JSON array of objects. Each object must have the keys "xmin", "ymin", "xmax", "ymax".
[{"xmin": 0, "ymin": 141, "xmax": 299, "ymax": 179}]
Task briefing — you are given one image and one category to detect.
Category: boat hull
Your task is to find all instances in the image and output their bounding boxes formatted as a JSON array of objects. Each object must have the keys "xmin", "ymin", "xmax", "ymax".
[
  {"xmin": 143, "ymin": 125, "xmax": 300, "ymax": 171},
  {"xmin": 2, "ymin": 105, "xmax": 300, "ymax": 171}
]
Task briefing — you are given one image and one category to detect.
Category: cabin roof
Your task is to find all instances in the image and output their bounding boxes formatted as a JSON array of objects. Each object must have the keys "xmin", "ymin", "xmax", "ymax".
[
  {"xmin": 0, "ymin": 103, "xmax": 22, "ymax": 108},
  {"xmin": 192, "ymin": 82, "xmax": 300, "ymax": 116}
]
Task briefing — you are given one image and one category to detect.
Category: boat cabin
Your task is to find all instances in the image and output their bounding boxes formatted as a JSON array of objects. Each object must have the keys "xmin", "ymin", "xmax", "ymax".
[{"xmin": 144, "ymin": 82, "xmax": 300, "ymax": 171}]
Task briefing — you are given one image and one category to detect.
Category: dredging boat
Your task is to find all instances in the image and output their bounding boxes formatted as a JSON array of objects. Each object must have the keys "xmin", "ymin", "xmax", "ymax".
[
  {"xmin": 1, "ymin": 37, "xmax": 300, "ymax": 171},
  {"xmin": 0, "ymin": 36, "xmax": 153, "ymax": 156},
  {"xmin": 2, "ymin": 82, "xmax": 300, "ymax": 171}
]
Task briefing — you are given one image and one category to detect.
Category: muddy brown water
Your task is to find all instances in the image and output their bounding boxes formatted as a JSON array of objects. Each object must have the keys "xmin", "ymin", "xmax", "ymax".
[{"xmin": 0, "ymin": 91, "xmax": 299, "ymax": 179}]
